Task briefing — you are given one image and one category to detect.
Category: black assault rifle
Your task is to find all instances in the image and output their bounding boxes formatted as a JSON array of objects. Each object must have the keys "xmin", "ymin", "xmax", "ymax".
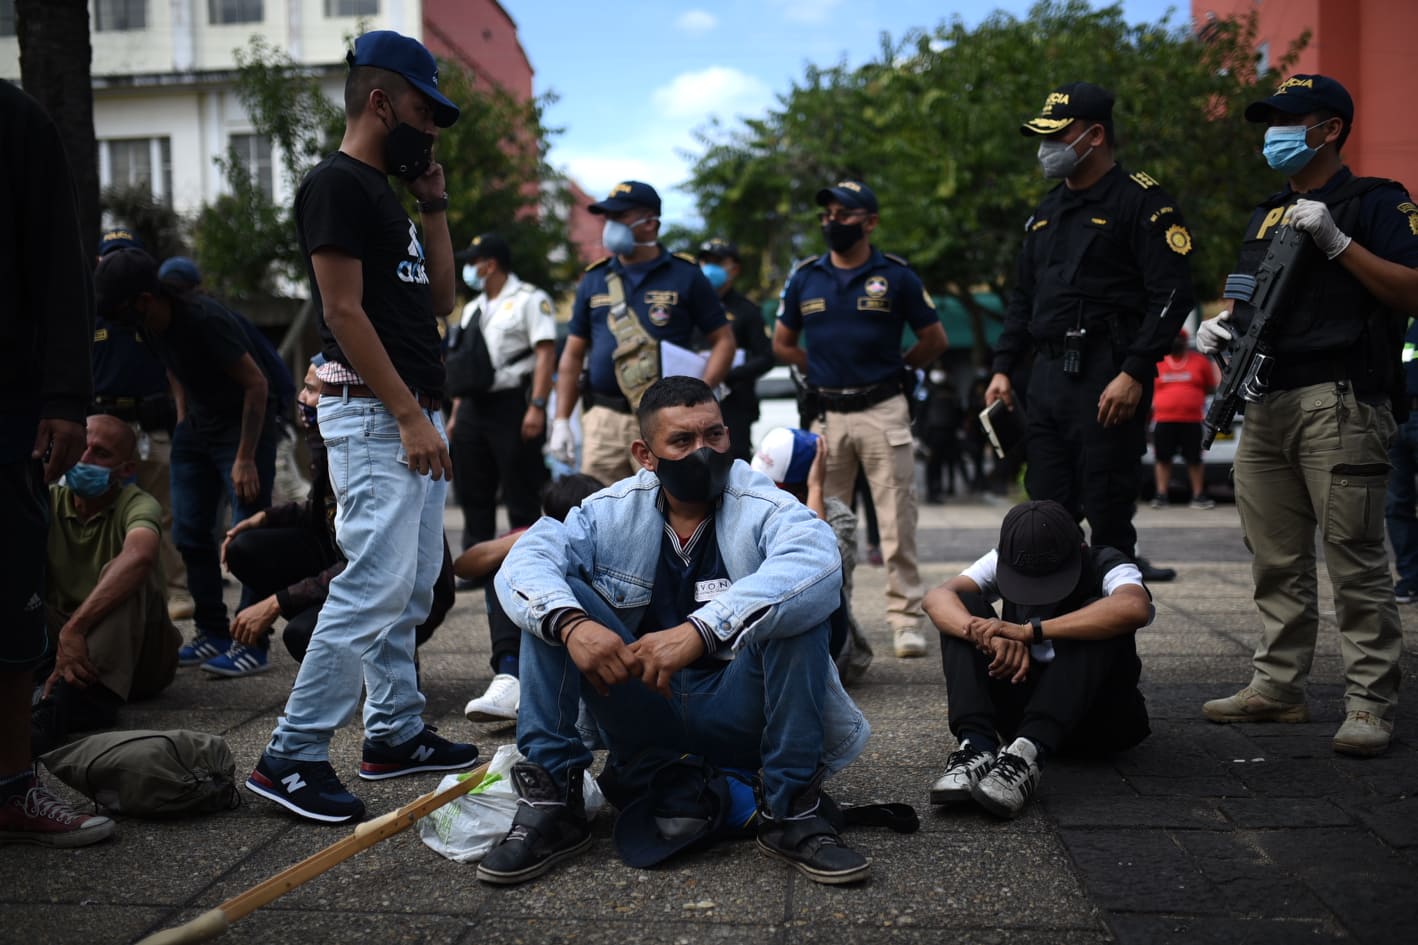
[{"xmin": 1201, "ymin": 223, "xmax": 1313, "ymax": 450}]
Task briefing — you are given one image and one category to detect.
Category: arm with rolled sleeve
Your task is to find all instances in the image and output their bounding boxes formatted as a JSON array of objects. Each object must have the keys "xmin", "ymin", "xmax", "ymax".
[{"xmin": 494, "ymin": 510, "xmax": 602, "ymax": 644}]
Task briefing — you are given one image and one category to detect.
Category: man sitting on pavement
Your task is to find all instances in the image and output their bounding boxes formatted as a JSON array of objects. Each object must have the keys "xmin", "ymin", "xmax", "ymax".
[
  {"xmin": 32, "ymin": 415, "xmax": 182, "ymax": 755},
  {"xmin": 923, "ymin": 500, "xmax": 1152, "ymax": 818},
  {"xmin": 481, "ymin": 376, "xmax": 871, "ymax": 886}
]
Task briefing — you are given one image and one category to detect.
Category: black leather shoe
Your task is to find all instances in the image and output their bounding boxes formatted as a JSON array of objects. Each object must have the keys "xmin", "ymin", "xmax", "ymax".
[
  {"xmin": 476, "ymin": 763, "xmax": 591, "ymax": 885},
  {"xmin": 757, "ymin": 813, "xmax": 871, "ymax": 884},
  {"xmin": 1136, "ymin": 557, "xmax": 1177, "ymax": 583}
]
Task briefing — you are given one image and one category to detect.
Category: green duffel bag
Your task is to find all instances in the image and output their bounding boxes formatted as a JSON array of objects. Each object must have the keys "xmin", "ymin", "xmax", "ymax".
[{"xmin": 40, "ymin": 729, "xmax": 242, "ymax": 818}]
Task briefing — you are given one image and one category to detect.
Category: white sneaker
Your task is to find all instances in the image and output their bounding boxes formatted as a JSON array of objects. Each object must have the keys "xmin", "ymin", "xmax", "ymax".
[
  {"xmin": 929, "ymin": 739, "xmax": 996, "ymax": 805},
  {"xmin": 893, "ymin": 628, "xmax": 927, "ymax": 659},
  {"xmin": 464, "ymin": 674, "xmax": 520, "ymax": 722},
  {"xmin": 970, "ymin": 736, "xmax": 1041, "ymax": 818}
]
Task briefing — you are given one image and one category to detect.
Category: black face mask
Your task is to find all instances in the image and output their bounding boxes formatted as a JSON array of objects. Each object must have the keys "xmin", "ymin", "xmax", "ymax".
[
  {"xmin": 823, "ymin": 220, "xmax": 864, "ymax": 253},
  {"xmin": 653, "ymin": 446, "xmax": 733, "ymax": 504},
  {"xmin": 380, "ymin": 100, "xmax": 435, "ymax": 182}
]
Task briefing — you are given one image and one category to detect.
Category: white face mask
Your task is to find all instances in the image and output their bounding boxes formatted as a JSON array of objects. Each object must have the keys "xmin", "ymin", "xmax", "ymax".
[
  {"xmin": 1037, "ymin": 124, "xmax": 1099, "ymax": 180},
  {"xmin": 462, "ymin": 264, "xmax": 483, "ymax": 291}
]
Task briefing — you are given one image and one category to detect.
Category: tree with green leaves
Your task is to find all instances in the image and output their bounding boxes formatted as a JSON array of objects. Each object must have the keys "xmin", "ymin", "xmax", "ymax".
[{"xmin": 684, "ymin": 1, "xmax": 1305, "ymax": 363}]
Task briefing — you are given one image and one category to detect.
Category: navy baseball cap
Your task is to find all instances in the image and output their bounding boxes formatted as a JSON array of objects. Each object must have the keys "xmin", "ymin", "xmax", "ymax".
[
  {"xmin": 158, "ymin": 255, "xmax": 201, "ymax": 288},
  {"xmin": 612, "ymin": 759, "xmax": 758, "ymax": 868},
  {"xmin": 98, "ymin": 227, "xmax": 143, "ymax": 257},
  {"xmin": 995, "ymin": 500, "xmax": 1085, "ymax": 607},
  {"xmin": 348, "ymin": 30, "xmax": 459, "ymax": 128},
  {"xmin": 697, "ymin": 237, "xmax": 740, "ymax": 261},
  {"xmin": 1245, "ymin": 74, "xmax": 1354, "ymax": 124},
  {"xmin": 94, "ymin": 247, "xmax": 161, "ymax": 321},
  {"xmin": 1021, "ymin": 82, "xmax": 1114, "ymax": 136},
  {"xmin": 456, "ymin": 232, "xmax": 512, "ymax": 267},
  {"xmin": 588, "ymin": 180, "xmax": 662, "ymax": 216},
  {"xmin": 815, "ymin": 179, "xmax": 878, "ymax": 214}
]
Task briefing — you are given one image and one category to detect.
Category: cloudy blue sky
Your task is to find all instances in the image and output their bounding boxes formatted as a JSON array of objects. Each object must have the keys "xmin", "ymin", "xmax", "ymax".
[{"xmin": 502, "ymin": 0, "xmax": 1186, "ymax": 224}]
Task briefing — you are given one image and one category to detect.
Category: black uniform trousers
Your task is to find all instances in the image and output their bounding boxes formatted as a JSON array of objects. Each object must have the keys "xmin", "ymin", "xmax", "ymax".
[
  {"xmin": 451, "ymin": 387, "xmax": 548, "ymax": 551},
  {"xmin": 1024, "ymin": 340, "xmax": 1151, "ymax": 559},
  {"xmin": 941, "ymin": 591, "xmax": 1149, "ymax": 757}
]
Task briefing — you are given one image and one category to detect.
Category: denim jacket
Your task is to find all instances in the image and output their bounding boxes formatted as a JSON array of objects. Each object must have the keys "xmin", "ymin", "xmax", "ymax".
[{"xmin": 497, "ymin": 461, "xmax": 842, "ymax": 650}]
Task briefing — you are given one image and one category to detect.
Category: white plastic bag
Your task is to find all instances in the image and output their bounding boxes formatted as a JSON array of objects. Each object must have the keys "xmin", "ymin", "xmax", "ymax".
[{"xmin": 417, "ymin": 743, "xmax": 605, "ymax": 864}]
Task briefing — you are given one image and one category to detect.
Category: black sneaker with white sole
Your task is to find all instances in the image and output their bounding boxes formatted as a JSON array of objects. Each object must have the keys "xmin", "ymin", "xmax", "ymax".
[
  {"xmin": 477, "ymin": 763, "xmax": 592, "ymax": 885},
  {"xmin": 245, "ymin": 753, "xmax": 366, "ymax": 824},
  {"xmin": 358, "ymin": 725, "xmax": 479, "ymax": 781},
  {"xmin": 929, "ymin": 739, "xmax": 997, "ymax": 806},
  {"xmin": 969, "ymin": 736, "xmax": 1041, "ymax": 819}
]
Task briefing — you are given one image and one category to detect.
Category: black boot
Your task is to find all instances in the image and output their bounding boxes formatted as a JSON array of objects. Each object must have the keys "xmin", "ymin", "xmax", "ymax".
[
  {"xmin": 476, "ymin": 762, "xmax": 591, "ymax": 885},
  {"xmin": 755, "ymin": 767, "xmax": 870, "ymax": 885}
]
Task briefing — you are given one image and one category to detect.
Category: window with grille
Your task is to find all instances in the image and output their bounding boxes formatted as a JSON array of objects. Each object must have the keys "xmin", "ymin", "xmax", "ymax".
[
  {"xmin": 94, "ymin": 0, "xmax": 147, "ymax": 32},
  {"xmin": 208, "ymin": 0, "xmax": 263, "ymax": 25},
  {"xmin": 230, "ymin": 133, "xmax": 274, "ymax": 201},
  {"xmin": 104, "ymin": 137, "xmax": 173, "ymax": 204}
]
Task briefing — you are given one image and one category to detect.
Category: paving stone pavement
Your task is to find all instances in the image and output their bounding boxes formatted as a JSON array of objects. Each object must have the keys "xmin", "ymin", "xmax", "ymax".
[{"xmin": 3, "ymin": 497, "xmax": 1416, "ymax": 945}]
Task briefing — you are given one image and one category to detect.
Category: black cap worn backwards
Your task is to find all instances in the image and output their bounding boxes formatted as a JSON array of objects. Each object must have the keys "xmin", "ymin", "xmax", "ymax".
[
  {"xmin": 994, "ymin": 500, "xmax": 1085, "ymax": 607},
  {"xmin": 94, "ymin": 247, "xmax": 160, "ymax": 321},
  {"xmin": 588, "ymin": 180, "xmax": 662, "ymax": 216},
  {"xmin": 456, "ymin": 232, "xmax": 512, "ymax": 268},
  {"xmin": 697, "ymin": 237, "xmax": 740, "ymax": 261},
  {"xmin": 814, "ymin": 179, "xmax": 879, "ymax": 214},
  {"xmin": 1244, "ymin": 74, "xmax": 1354, "ymax": 124},
  {"xmin": 347, "ymin": 30, "xmax": 460, "ymax": 127},
  {"xmin": 1021, "ymin": 81, "xmax": 1115, "ymax": 136}
]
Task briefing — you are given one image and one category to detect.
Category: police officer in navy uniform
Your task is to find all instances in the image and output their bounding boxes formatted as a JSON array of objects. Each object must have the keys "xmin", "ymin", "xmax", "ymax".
[
  {"xmin": 774, "ymin": 179, "xmax": 948, "ymax": 659},
  {"xmin": 987, "ymin": 82, "xmax": 1195, "ymax": 585},
  {"xmin": 1198, "ymin": 75, "xmax": 1418, "ymax": 757},
  {"xmin": 550, "ymin": 181, "xmax": 735, "ymax": 486},
  {"xmin": 696, "ymin": 237, "xmax": 773, "ymax": 461}
]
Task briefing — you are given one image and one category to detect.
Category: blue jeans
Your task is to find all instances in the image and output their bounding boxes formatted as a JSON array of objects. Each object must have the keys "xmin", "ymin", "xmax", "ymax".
[
  {"xmin": 517, "ymin": 577, "xmax": 843, "ymax": 818},
  {"xmin": 1386, "ymin": 411, "xmax": 1418, "ymax": 589},
  {"xmin": 267, "ymin": 396, "xmax": 448, "ymax": 760},
  {"xmin": 170, "ymin": 418, "xmax": 276, "ymax": 638}
]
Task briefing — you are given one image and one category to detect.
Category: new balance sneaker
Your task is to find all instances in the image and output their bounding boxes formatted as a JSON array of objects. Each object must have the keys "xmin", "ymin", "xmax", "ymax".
[
  {"xmin": 178, "ymin": 632, "xmax": 230, "ymax": 667},
  {"xmin": 929, "ymin": 739, "xmax": 997, "ymax": 806},
  {"xmin": 200, "ymin": 643, "xmax": 270, "ymax": 678},
  {"xmin": 0, "ymin": 778, "xmax": 116, "ymax": 847},
  {"xmin": 358, "ymin": 726, "xmax": 479, "ymax": 781},
  {"xmin": 477, "ymin": 763, "xmax": 592, "ymax": 885},
  {"xmin": 464, "ymin": 674, "xmax": 520, "ymax": 723},
  {"xmin": 245, "ymin": 753, "xmax": 365, "ymax": 824},
  {"xmin": 1202, "ymin": 686, "xmax": 1309, "ymax": 723},
  {"xmin": 1333, "ymin": 710, "xmax": 1392, "ymax": 757},
  {"xmin": 893, "ymin": 627, "xmax": 927, "ymax": 659},
  {"xmin": 970, "ymin": 736, "xmax": 1042, "ymax": 819}
]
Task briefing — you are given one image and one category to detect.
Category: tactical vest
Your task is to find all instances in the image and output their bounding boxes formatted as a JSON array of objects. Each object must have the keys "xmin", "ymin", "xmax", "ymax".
[
  {"xmin": 605, "ymin": 271, "xmax": 660, "ymax": 409},
  {"xmin": 1231, "ymin": 176, "xmax": 1406, "ymax": 409}
]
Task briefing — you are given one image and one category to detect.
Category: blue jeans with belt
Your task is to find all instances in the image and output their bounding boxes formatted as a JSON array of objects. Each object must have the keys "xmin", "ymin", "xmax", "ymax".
[
  {"xmin": 515, "ymin": 576, "xmax": 836, "ymax": 819},
  {"xmin": 267, "ymin": 395, "xmax": 448, "ymax": 759}
]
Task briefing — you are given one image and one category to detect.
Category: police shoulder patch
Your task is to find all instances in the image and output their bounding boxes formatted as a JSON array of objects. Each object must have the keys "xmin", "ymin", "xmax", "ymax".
[
  {"xmin": 584, "ymin": 256, "xmax": 611, "ymax": 272},
  {"xmin": 673, "ymin": 252, "xmax": 698, "ymax": 265},
  {"xmin": 1129, "ymin": 170, "xmax": 1161, "ymax": 190},
  {"xmin": 1164, "ymin": 223, "xmax": 1193, "ymax": 256},
  {"xmin": 883, "ymin": 252, "xmax": 910, "ymax": 267}
]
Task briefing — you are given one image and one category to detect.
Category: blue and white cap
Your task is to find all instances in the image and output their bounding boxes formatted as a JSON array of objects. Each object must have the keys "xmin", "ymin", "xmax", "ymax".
[{"xmin": 751, "ymin": 427, "xmax": 819, "ymax": 485}]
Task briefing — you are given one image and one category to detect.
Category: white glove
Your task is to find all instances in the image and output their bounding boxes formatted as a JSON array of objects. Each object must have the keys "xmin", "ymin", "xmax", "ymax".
[
  {"xmin": 1288, "ymin": 198, "xmax": 1352, "ymax": 260},
  {"xmin": 1195, "ymin": 311, "xmax": 1233, "ymax": 356},
  {"xmin": 548, "ymin": 417, "xmax": 575, "ymax": 464}
]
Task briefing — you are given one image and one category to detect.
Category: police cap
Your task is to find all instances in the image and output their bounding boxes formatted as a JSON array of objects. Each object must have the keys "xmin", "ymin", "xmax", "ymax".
[
  {"xmin": 1244, "ymin": 74, "xmax": 1353, "ymax": 124},
  {"xmin": 588, "ymin": 180, "xmax": 662, "ymax": 216},
  {"xmin": 697, "ymin": 237, "xmax": 740, "ymax": 261},
  {"xmin": 814, "ymin": 179, "xmax": 878, "ymax": 214},
  {"xmin": 456, "ymin": 232, "xmax": 512, "ymax": 268},
  {"xmin": 1021, "ymin": 81, "xmax": 1114, "ymax": 136},
  {"xmin": 98, "ymin": 227, "xmax": 144, "ymax": 257}
]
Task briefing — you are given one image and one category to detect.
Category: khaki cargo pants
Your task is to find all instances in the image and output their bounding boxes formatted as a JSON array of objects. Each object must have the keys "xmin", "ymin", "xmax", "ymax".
[
  {"xmin": 580, "ymin": 405, "xmax": 641, "ymax": 487},
  {"xmin": 1234, "ymin": 382, "xmax": 1402, "ymax": 716}
]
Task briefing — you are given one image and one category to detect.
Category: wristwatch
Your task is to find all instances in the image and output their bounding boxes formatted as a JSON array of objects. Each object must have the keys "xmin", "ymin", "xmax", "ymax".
[
  {"xmin": 417, "ymin": 193, "xmax": 449, "ymax": 214},
  {"xmin": 529, "ymin": 396, "xmax": 548, "ymax": 410}
]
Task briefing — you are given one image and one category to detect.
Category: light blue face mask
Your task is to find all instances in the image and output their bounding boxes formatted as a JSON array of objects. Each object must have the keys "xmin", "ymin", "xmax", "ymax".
[
  {"xmin": 1263, "ymin": 121, "xmax": 1328, "ymax": 175},
  {"xmin": 700, "ymin": 262, "xmax": 728, "ymax": 290},
  {"xmin": 65, "ymin": 462, "xmax": 114, "ymax": 499},
  {"xmin": 463, "ymin": 264, "xmax": 483, "ymax": 292},
  {"xmin": 602, "ymin": 216, "xmax": 657, "ymax": 256}
]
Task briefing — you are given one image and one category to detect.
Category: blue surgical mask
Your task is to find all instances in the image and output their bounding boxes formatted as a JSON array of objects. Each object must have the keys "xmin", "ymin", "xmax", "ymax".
[
  {"xmin": 700, "ymin": 262, "xmax": 728, "ymax": 290},
  {"xmin": 463, "ymin": 264, "xmax": 483, "ymax": 292},
  {"xmin": 1263, "ymin": 122, "xmax": 1326, "ymax": 175},
  {"xmin": 66, "ymin": 462, "xmax": 113, "ymax": 498},
  {"xmin": 602, "ymin": 216, "xmax": 657, "ymax": 256}
]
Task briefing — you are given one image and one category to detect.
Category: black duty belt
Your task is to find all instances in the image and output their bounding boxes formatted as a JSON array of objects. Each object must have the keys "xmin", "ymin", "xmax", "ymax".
[
  {"xmin": 1266, "ymin": 358, "xmax": 1349, "ymax": 392},
  {"xmin": 589, "ymin": 392, "xmax": 633, "ymax": 414},
  {"xmin": 816, "ymin": 381, "xmax": 901, "ymax": 414}
]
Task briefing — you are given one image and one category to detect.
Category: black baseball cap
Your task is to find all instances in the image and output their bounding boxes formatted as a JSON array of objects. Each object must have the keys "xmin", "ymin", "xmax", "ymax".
[
  {"xmin": 456, "ymin": 232, "xmax": 511, "ymax": 268},
  {"xmin": 1244, "ymin": 74, "xmax": 1354, "ymax": 124},
  {"xmin": 98, "ymin": 227, "xmax": 143, "ymax": 257},
  {"xmin": 347, "ymin": 30, "xmax": 459, "ymax": 128},
  {"xmin": 588, "ymin": 180, "xmax": 661, "ymax": 216},
  {"xmin": 815, "ymin": 179, "xmax": 878, "ymax": 214},
  {"xmin": 994, "ymin": 500, "xmax": 1085, "ymax": 606},
  {"xmin": 697, "ymin": 237, "xmax": 740, "ymax": 261},
  {"xmin": 1021, "ymin": 81, "xmax": 1115, "ymax": 136},
  {"xmin": 94, "ymin": 247, "xmax": 160, "ymax": 321}
]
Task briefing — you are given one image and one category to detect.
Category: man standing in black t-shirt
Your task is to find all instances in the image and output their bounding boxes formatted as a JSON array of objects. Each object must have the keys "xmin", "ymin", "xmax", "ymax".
[{"xmin": 244, "ymin": 30, "xmax": 478, "ymax": 825}]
